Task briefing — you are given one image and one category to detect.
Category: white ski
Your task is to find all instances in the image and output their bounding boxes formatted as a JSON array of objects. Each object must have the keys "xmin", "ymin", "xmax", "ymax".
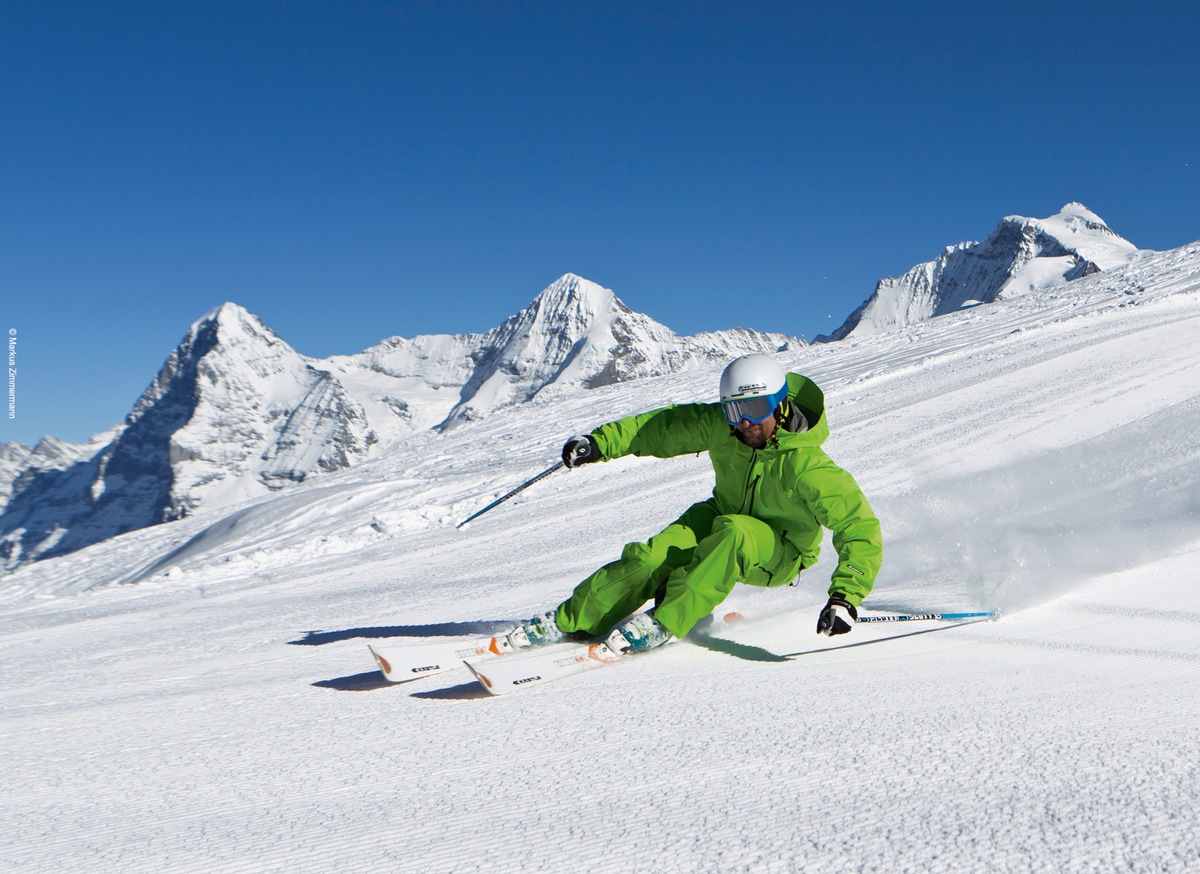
[
  {"xmin": 369, "ymin": 635, "xmax": 517, "ymax": 683},
  {"xmin": 464, "ymin": 639, "xmax": 628, "ymax": 695}
]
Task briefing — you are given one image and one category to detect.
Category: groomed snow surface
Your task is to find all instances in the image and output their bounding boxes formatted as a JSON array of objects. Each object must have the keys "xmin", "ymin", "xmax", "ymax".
[{"xmin": 3, "ymin": 243, "xmax": 1200, "ymax": 872}]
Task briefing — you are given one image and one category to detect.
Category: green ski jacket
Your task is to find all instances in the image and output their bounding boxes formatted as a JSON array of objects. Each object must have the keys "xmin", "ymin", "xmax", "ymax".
[{"xmin": 589, "ymin": 373, "xmax": 882, "ymax": 606}]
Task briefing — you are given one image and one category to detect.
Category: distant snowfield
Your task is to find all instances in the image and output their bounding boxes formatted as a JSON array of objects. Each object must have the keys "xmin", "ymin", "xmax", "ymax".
[{"xmin": 3, "ymin": 243, "xmax": 1199, "ymax": 872}]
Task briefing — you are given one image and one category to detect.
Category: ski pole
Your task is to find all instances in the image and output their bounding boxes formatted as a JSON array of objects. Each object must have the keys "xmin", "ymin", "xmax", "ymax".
[
  {"xmin": 456, "ymin": 461, "xmax": 565, "ymax": 529},
  {"xmin": 857, "ymin": 611, "xmax": 999, "ymax": 624}
]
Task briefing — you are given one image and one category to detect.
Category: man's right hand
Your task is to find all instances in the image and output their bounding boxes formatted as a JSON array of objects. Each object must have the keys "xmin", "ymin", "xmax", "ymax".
[
  {"xmin": 562, "ymin": 435, "xmax": 601, "ymax": 468},
  {"xmin": 816, "ymin": 597, "xmax": 857, "ymax": 636}
]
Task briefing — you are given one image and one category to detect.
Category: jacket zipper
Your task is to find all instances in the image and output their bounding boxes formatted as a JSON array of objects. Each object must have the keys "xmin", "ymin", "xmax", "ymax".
[{"xmin": 740, "ymin": 450, "xmax": 760, "ymax": 515}]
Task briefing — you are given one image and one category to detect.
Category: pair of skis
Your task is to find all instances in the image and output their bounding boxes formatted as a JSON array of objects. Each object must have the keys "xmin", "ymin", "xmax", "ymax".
[
  {"xmin": 369, "ymin": 633, "xmax": 625, "ymax": 694},
  {"xmin": 368, "ymin": 610, "xmax": 999, "ymax": 696}
]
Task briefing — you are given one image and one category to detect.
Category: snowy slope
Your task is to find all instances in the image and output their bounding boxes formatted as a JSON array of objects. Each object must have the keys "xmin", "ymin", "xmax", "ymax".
[
  {"xmin": 1, "ymin": 241, "xmax": 1199, "ymax": 872},
  {"xmin": 823, "ymin": 203, "xmax": 1139, "ymax": 340}
]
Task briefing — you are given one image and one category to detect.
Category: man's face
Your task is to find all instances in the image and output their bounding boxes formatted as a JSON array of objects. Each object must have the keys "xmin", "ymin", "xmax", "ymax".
[{"xmin": 736, "ymin": 413, "xmax": 776, "ymax": 449}]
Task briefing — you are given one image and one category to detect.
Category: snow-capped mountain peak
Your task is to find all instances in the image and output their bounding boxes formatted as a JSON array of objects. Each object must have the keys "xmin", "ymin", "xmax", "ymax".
[
  {"xmin": 1034, "ymin": 201, "xmax": 1118, "ymax": 238},
  {"xmin": 531, "ymin": 272, "xmax": 612, "ymax": 315},
  {"xmin": 821, "ymin": 203, "xmax": 1139, "ymax": 341},
  {"xmin": 0, "ymin": 301, "xmax": 379, "ymax": 568},
  {"xmin": 442, "ymin": 273, "xmax": 798, "ymax": 426},
  {"xmin": 476, "ymin": 274, "xmax": 623, "ymax": 387},
  {"xmin": 1005, "ymin": 202, "xmax": 1137, "ymax": 273}
]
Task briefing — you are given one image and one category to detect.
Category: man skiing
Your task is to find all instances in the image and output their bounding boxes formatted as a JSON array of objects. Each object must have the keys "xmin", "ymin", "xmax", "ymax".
[{"xmin": 508, "ymin": 354, "xmax": 882, "ymax": 655}]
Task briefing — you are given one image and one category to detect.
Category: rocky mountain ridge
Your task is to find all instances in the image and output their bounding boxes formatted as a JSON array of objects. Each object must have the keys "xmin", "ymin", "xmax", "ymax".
[{"xmin": 0, "ymin": 274, "xmax": 798, "ymax": 569}]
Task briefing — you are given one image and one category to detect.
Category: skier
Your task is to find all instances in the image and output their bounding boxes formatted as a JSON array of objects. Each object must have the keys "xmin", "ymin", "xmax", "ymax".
[{"xmin": 508, "ymin": 354, "xmax": 883, "ymax": 655}]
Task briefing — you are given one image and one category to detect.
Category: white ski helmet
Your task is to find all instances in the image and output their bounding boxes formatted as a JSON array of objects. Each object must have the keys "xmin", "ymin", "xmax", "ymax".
[{"xmin": 719, "ymin": 354, "xmax": 789, "ymax": 425}]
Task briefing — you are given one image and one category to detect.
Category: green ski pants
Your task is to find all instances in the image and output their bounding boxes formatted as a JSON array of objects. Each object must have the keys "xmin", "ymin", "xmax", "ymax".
[{"xmin": 555, "ymin": 500, "xmax": 803, "ymax": 639}]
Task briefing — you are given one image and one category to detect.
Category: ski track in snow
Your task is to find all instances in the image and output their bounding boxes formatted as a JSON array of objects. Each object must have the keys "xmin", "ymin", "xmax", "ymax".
[{"xmin": 2, "ymin": 244, "xmax": 1200, "ymax": 872}]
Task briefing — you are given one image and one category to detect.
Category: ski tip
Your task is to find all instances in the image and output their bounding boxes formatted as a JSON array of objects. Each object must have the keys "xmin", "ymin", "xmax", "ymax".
[
  {"xmin": 368, "ymin": 644, "xmax": 448, "ymax": 683},
  {"xmin": 462, "ymin": 659, "xmax": 504, "ymax": 696},
  {"xmin": 368, "ymin": 645, "xmax": 394, "ymax": 678}
]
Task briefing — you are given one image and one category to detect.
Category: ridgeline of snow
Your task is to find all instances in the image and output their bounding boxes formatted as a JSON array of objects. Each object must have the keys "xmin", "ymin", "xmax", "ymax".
[
  {"xmin": 2, "ymin": 239, "xmax": 1199, "ymax": 871},
  {"xmin": 821, "ymin": 203, "xmax": 1139, "ymax": 341},
  {"xmin": 0, "ymin": 274, "xmax": 798, "ymax": 570}
]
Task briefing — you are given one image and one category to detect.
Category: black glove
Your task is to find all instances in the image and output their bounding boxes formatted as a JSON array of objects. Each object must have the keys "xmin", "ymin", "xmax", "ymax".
[
  {"xmin": 816, "ymin": 597, "xmax": 858, "ymax": 636},
  {"xmin": 562, "ymin": 435, "xmax": 601, "ymax": 468}
]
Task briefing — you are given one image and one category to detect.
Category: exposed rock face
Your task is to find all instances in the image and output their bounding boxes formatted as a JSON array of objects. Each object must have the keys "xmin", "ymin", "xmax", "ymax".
[{"xmin": 0, "ymin": 441, "xmax": 34, "ymax": 513}]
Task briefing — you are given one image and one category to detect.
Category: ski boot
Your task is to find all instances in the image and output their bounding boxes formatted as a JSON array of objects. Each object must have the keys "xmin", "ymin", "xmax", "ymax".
[
  {"xmin": 605, "ymin": 610, "xmax": 675, "ymax": 654},
  {"xmin": 505, "ymin": 611, "xmax": 566, "ymax": 649}
]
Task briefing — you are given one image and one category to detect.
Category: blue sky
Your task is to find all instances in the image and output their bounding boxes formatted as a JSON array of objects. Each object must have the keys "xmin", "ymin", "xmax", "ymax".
[{"xmin": 3, "ymin": 1, "xmax": 1198, "ymax": 446}]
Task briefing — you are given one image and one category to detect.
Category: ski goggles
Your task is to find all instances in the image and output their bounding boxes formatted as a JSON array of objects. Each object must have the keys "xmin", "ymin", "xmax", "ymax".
[{"xmin": 721, "ymin": 385, "xmax": 788, "ymax": 426}]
